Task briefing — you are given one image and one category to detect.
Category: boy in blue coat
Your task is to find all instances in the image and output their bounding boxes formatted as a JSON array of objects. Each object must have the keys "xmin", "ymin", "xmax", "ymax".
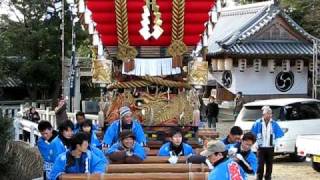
[
  {"xmin": 201, "ymin": 140, "xmax": 245, "ymax": 180},
  {"xmin": 80, "ymin": 119, "xmax": 101, "ymax": 148},
  {"xmin": 37, "ymin": 121, "xmax": 58, "ymax": 180},
  {"xmin": 51, "ymin": 120, "xmax": 74, "ymax": 162},
  {"xmin": 251, "ymin": 106, "xmax": 284, "ymax": 180},
  {"xmin": 158, "ymin": 128, "xmax": 193, "ymax": 160},
  {"xmin": 228, "ymin": 132, "xmax": 258, "ymax": 179},
  {"xmin": 221, "ymin": 126, "xmax": 243, "ymax": 150},
  {"xmin": 103, "ymin": 106, "xmax": 146, "ymax": 147},
  {"xmin": 50, "ymin": 132, "xmax": 107, "ymax": 180},
  {"xmin": 106, "ymin": 130, "xmax": 146, "ymax": 163}
]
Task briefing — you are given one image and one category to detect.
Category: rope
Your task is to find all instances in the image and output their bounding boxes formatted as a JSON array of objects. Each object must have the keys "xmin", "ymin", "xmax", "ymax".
[{"xmin": 115, "ymin": 0, "xmax": 137, "ymax": 61}]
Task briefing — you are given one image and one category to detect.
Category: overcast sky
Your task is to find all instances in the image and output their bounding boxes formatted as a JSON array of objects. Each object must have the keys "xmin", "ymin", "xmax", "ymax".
[{"xmin": 0, "ymin": 0, "xmax": 24, "ymax": 22}]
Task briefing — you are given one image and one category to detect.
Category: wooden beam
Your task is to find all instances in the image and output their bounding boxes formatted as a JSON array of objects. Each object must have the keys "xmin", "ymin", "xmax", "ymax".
[
  {"xmin": 106, "ymin": 163, "xmax": 209, "ymax": 173},
  {"xmin": 60, "ymin": 172, "xmax": 209, "ymax": 180},
  {"xmin": 143, "ymin": 156, "xmax": 187, "ymax": 163}
]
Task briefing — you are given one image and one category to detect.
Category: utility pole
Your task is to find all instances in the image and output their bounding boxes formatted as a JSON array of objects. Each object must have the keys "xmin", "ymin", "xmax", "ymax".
[{"xmin": 61, "ymin": 0, "xmax": 65, "ymax": 98}]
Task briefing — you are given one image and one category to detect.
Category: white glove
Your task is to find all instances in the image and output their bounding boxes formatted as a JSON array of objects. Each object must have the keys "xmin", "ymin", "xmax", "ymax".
[
  {"xmin": 168, "ymin": 155, "xmax": 178, "ymax": 164},
  {"xmin": 236, "ymin": 153, "xmax": 244, "ymax": 161},
  {"xmin": 228, "ymin": 147, "xmax": 238, "ymax": 157}
]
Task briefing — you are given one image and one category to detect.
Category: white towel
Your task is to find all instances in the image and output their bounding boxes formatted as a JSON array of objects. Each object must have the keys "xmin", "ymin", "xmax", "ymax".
[{"xmin": 262, "ymin": 119, "xmax": 273, "ymax": 147}]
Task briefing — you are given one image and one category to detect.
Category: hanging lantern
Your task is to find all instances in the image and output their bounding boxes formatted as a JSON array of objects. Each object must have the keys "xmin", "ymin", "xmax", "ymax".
[
  {"xmin": 253, "ymin": 59, "xmax": 262, "ymax": 72},
  {"xmin": 296, "ymin": 60, "xmax": 304, "ymax": 73},
  {"xmin": 88, "ymin": 23, "xmax": 94, "ymax": 34},
  {"xmin": 207, "ymin": 21, "xmax": 214, "ymax": 36},
  {"xmin": 268, "ymin": 59, "xmax": 276, "ymax": 73},
  {"xmin": 282, "ymin": 59, "xmax": 290, "ymax": 72},
  {"xmin": 211, "ymin": 58, "xmax": 218, "ymax": 71},
  {"xmin": 224, "ymin": 58, "xmax": 233, "ymax": 70},
  {"xmin": 98, "ymin": 39, "xmax": 104, "ymax": 56},
  {"xmin": 238, "ymin": 59, "xmax": 247, "ymax": 72},
  {"xmin": 84, "ymin": 8, "xmax": 92, "ymax": 24},
  {"xmin": 217, "ymin": 59, "xmax": 225, "ymax": 71},
  {"xmin": 92, "ymin": 30, "xmax": 99, "ymax": 46},
  {"xmin": 210, "ymin": 8, "xmax": 218, "ymax": 23},
  {"xmin": 309, "ymin": 61, "xmax": 314, "ymax": 72},
  {"xmin": 202, "ymin": 33, "xmax": 208, "ymax": 47},
  {"xmin": 78, "ymin": 0, "xmax": 85, "ymax": 13}
]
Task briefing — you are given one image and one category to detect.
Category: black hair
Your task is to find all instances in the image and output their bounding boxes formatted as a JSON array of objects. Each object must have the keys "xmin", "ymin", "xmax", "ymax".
[
  {"xmin": 230, "ymin": 126, "xmax": 243, "ymax": 136},
  {"xmin": 242, "ymin": 132, "xmax": 256, "ymax": 143},
  {"xmin": 76, "ymin": 111, "xmax": 85, "ymax": 118},
  {"xmin": 70, "ymin": 132, "xmax": 90, "ymax": 150},
  {"xmin": 120, "ymin": 130, "xmax": 136, "ymax": 141},
  {"xmin": 58, "ymin": 120, "xmax": 74, "ymax": 135},
  {"xmin": 169, "ymin": 127, "xmax": 183, "ymax": 137},
  {"xmin": 66, "ymin": 132, "xmax": 89, "ymax": 169},
  {"xmin": 237, "ymin": 92, "xmax": 243, "ymax": 96},
  {"xmin": 80, "ymin": 119, "xmax": 93, "ymax": 130},
  {"xmin": 38, "ymin": 121, "xmax": 52, "ymax": 132},
  {"xmin": 214, "ymin": 150, "xmax": 228, "ymax": 157}
]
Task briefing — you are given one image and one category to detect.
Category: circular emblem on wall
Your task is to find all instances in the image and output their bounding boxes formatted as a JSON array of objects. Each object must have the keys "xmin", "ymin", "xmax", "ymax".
[
  {"xmin": 275, "ymin": 71, "xmax": 294, "ymax": 92},
  {"xmin": 222, "ymin": 71, "xmax": 232, "ymax": 88}
]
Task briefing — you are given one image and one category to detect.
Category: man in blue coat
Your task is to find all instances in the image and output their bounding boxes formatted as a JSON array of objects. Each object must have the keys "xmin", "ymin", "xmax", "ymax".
[
  {"xmin": 228, "ymin": 132, "xmax": 258, "ymax": 179},
  {"xmin": 51, "ymin": 120, "xmax": 74, "ymax": 162},
  {"xmin": 37, "ymin": 121, "xmax": 58, "ymax": 180},
  {"xmin": 221, "ymin": 126, "xmax": 243, "ymax": 150},
  {"xmin": 50, "ymin": 132, "xmax": 107, "ymax": 180},
  {"xmin": 106, "ymin": 130, "xmax": 146, "ymax": 163},
  {"xmin": 201, "ymin": 140, "xmax": 245, "ymax": 180},
  {"xmin": 251, "ymin": 106, "xmax": 284, "ymax": 180},
  {"xmin": 158, "ymin": 128, "xmax": 193, "ymax": 160},
  {"xmin": 103, "ymin": 106, "xmax": 146, "ymax": 147}
]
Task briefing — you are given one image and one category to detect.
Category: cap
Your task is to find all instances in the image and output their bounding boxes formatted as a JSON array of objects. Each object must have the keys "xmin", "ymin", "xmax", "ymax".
[
  {"xmin": 119, "ymin": 106, "xmax": 132, "ymax": 118},
  {"xmin": 200, "ymin": 140, "xmax": 225, "ymax": 157}
]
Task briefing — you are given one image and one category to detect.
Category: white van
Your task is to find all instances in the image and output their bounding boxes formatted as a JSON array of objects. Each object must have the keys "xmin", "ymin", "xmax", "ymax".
[{"xmin": 235, "ymin": 98, "xmax": 320, "ymax": 161}]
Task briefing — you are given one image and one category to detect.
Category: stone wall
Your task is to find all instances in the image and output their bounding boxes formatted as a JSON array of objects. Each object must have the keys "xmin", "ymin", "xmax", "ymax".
[{"xmin": 3, "ymin": 141, "xmax": 42, "ymax": 180}]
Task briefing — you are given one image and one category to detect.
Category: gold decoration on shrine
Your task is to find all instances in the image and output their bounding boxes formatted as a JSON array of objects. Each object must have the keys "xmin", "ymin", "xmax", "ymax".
[
  {"xmin": 188, "ymin": 61, "xmax": 208, "ymax": 86},
  {"xmin": 169, "ymin": 0, "xmax": 187, "ymax": 67},
  {"xmin": 115, "ymin": 0, "xmax": 137, "ymax": 62},
  {"xmin": 92, "ymin": 59, "xmax": 113, "ymax": 84}
]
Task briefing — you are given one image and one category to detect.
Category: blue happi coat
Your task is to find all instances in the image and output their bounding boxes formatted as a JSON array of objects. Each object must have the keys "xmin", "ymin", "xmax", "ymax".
[
  {"xmin": 103, "ymin": 119, "xmax": 146, "ymax": 146},
  {"xmin": 50, "ymin": 136, "xmax": 69, "ymax": 162},
  {"xmin": 229, "ymin": 142, "xmax": 258, "ymax": 178},
  {"xmin": 208, "ymin": 158, "xmax": 246, "ymax": 180},
  {"xmin": 37, "ymin": 135, "xmax": 57, "ymax": 179},
  {"xmin": 50, "ymin": 150, "xmax": 106, "ymax": 180},
  {"xmin": 251, "ymin": 119, "xmax": 284, "ymax": 147},
  {"xmin": 106, "ymin": 141, "xmax": 146, "ymax": 160},
  {"xmin": 158, "ymin": 142, "xmax": 194, "ymax": 156}
]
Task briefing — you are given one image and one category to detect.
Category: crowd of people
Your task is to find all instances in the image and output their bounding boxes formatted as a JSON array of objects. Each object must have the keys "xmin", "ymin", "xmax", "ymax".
[{"xmin": 35, "ymin": 103, "xmax": 283, "ymax": 180}]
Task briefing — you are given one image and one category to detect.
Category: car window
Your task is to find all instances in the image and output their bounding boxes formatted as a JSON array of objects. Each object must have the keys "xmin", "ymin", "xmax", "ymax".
[
  {"xmin": 238, "ymin": 106, "xmax": 282, "ymax": 121},
  {"xmin": 285, "ymin": 102, "xmax": 320, "ymax": 120}
]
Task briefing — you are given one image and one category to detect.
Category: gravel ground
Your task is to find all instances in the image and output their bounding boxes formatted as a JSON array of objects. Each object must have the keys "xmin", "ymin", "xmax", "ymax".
[{"xmin": 215, "ymin": 121, "xmax": 320, "ymax": 180}]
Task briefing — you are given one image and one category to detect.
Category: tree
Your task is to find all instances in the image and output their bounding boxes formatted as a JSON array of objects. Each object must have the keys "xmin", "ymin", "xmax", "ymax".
[
  {"xmin": 280, "ymin": 0, "xmax": 320, "ymax": 38},
  {"xmin": 0, "ymin": 0, "xmax": 89, "ymax": 100}
]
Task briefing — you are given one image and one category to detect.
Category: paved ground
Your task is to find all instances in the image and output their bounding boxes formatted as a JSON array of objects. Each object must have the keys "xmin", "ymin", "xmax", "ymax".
[{"xmin": 215, "ymin": 121, "xmax": 320, "ymax": 180}]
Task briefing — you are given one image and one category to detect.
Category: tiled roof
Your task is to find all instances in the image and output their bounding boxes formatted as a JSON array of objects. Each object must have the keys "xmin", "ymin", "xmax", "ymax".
[
  {"xmin": 208, "ymin": 2, "xmax": 317, "ymax": 56},
  {"xmin": 218, "ymin": 41, "xmax": 313, "ymax": 56},
  {"xmin": 0, "ymin": 77, "xmax": 22, "ymax": 88}
]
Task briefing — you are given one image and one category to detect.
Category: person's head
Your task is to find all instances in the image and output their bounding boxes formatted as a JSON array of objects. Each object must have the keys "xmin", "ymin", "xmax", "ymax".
[
  {"xmin": 120, "ymin": 130, "xmax": 135, "ymax": 149},
  {"xmin": 80, "ymin": 119, "xmax": 93, "ymax": 133},
  {"xmin": 200, "ymin": 140, "xmax": 227, "ymax": 164},
  {"xmin": 30, "ymin": 107, "xmax": 36, "ymax": 113},
  {"xmin": 58, "ymin": 120, "xmax": 74, "ymax": 139},
  {"xmin": 228, "ymin": 126, "xmax": 243, "ymax": 143},
  {"xmin": 119, "ymin": 106, "xmax": 133, "ymax": 124},
  {"xmin": 262, "ymin": 106, "xmax": 272, "ymax": 121},
  {"xmin": 241, "ymin": 132, "xmax": 256, "ymax": 152},
  {"xmin": 38, "ymin": 121, "xmax": 53, "ymax": 140},
  {"xmin": 75, "ymin": 111, "xmax": 85, "ymax": 125},
  {"xmin": 236, "ymin": 92, "xmax": 243, "ymax": 98},
  {"xmin": 70, "ymin": 132, "xmax": 89, "ymax": 152},
  {"xmin": 209, "ymin": 96, "xmax": 215, "ymax": 103},
  {"xmin": 169, "ymin": 127, "xmax": 183, "ymax": 146}
]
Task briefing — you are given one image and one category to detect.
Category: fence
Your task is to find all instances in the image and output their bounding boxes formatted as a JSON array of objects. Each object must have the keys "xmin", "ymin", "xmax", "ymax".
[{"xmin": 13, "ymin": 104, "xmax": 99, "ymax": 147}]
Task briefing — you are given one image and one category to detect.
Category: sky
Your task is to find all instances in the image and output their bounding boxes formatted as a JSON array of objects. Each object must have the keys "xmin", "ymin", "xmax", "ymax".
[{"xmin": 0, "ymin": 0, "xmax": 24, "ymax": 22}]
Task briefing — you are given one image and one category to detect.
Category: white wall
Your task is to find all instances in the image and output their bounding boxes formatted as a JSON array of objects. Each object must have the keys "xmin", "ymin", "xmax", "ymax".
[{"xmin": 210, "ymin": 66, "xmax": 308, "ymax": 95}]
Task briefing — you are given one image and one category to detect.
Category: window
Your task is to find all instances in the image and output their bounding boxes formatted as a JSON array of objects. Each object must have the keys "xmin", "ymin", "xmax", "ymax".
[
  {"xmin": 239, "ymin": 106, "xmax": 282, "ymax": 121},
  {"xmin": 284, "ymin": 102, "xmax": 320, "ymax": 120}
]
